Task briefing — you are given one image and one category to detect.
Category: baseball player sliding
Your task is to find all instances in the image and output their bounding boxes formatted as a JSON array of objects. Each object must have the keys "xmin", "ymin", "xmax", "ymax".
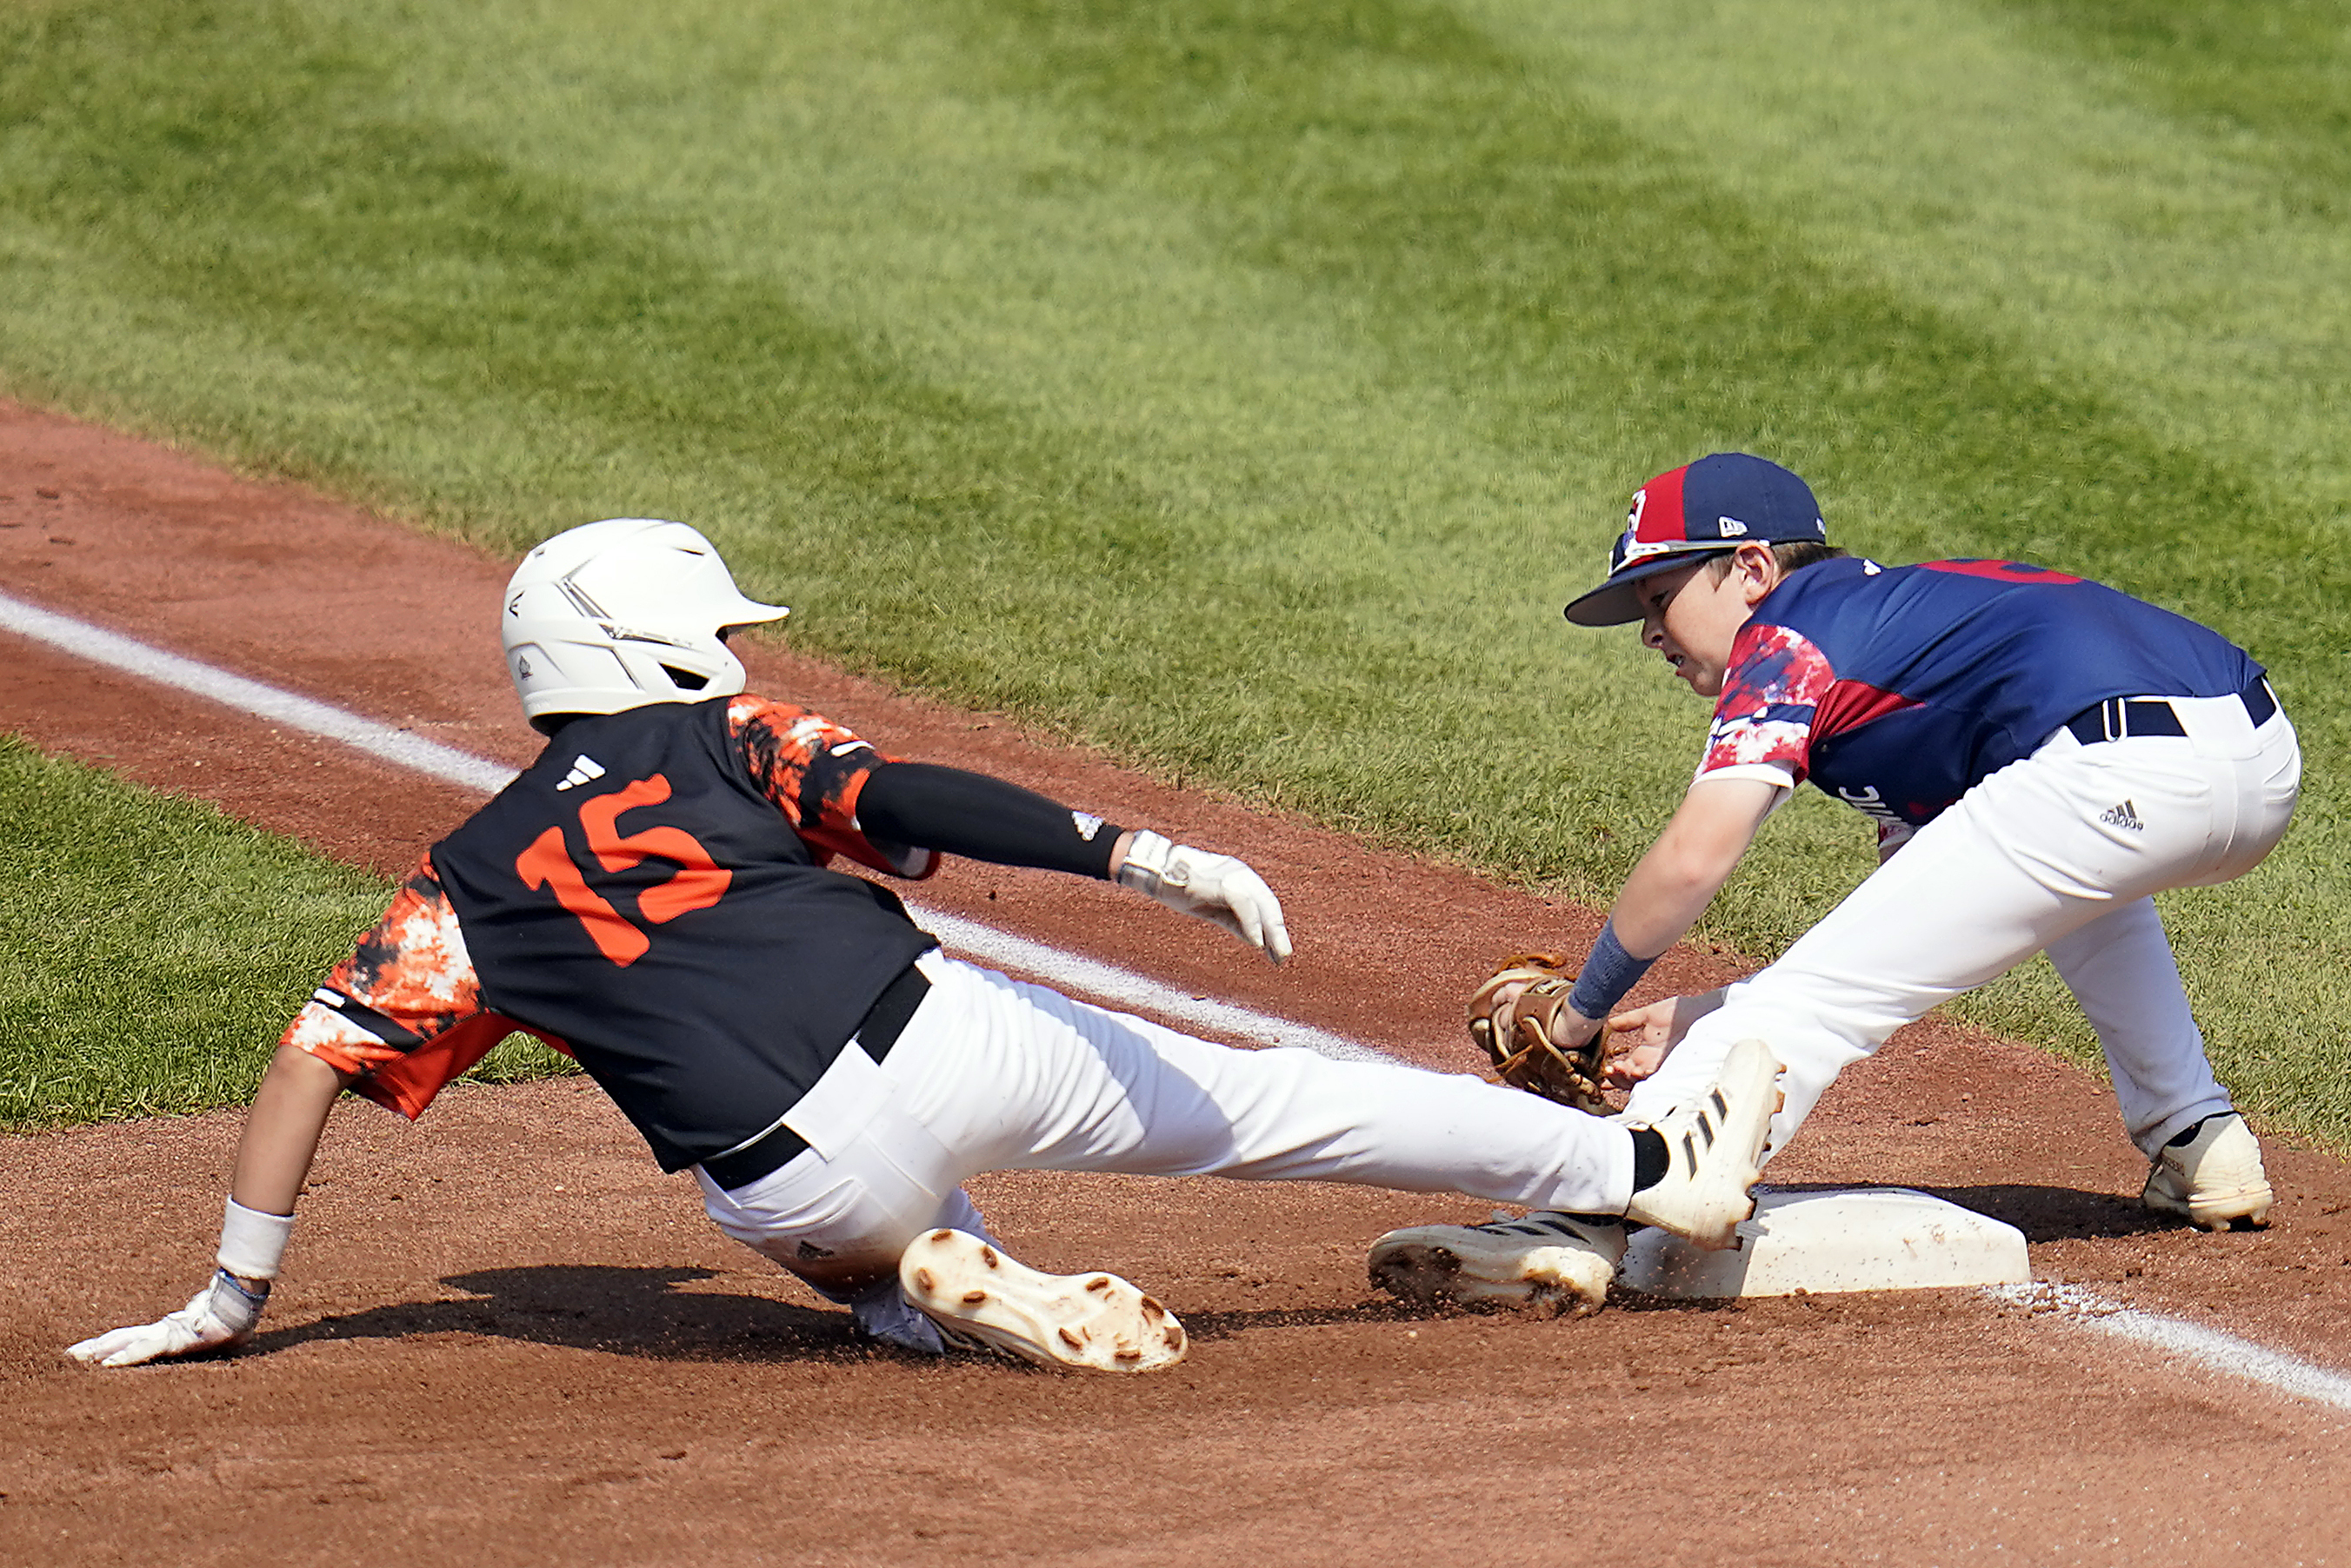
[
  {"xmin": 1373, "ymin": 454, "xmax": 2299, "ymax": 1312},
  {"xmin": 71, "ymin": 518, "xmax": 1787, "ymax": 1372}
]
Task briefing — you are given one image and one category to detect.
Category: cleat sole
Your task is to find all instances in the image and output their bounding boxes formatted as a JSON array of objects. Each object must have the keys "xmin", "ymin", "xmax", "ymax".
[
  {"xmin": 898, "ymin": 1230, "xmax": 1187, "ymax": 1373},
  {"xmin": 1367, "ymin": 1215, "xmax": 1622, "ymax": 1316}
]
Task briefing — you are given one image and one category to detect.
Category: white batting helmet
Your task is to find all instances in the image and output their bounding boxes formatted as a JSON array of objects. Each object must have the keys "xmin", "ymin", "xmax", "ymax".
[{"xmin": 500, "ymin": 518, "xmax": 789, "ymax": 730}]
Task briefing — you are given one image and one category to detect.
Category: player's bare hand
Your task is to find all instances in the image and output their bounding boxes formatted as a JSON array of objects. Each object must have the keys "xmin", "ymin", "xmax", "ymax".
[
  {"xmin": 1599, "ymin": 1009, "xmax": 1671, "ymax": 1085},
  {"xmin": 1115, "ymin": 831, "xmax": 1293, "ymax": 965},
  {"xmin": 1601, "ymin": 988, "xmax": 1728, "ymax": 1086},
  {"xmin": 67, "ymin": 1271, "xmax": 268, "ymax": 1369}
]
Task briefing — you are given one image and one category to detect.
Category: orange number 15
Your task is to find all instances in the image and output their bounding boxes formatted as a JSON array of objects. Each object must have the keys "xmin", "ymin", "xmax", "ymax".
[{"xmin": 516, "ymin": 774, "xmax": 731, "ymax": 967}]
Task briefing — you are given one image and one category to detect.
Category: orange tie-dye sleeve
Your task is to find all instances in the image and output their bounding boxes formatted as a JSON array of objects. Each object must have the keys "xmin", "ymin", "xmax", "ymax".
[
  {"xmin": 726, "ymin": 694, "xmax": 938, "ymax": 880},
  {"xmin": 278, "ymin": 854, "xmax": 573, "ymax": 1120}
]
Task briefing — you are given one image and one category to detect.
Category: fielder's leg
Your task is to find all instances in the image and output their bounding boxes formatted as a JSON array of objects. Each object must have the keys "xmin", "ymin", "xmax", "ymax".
[
  {"xmin": 1625, "ymin": 709, "xmax": 2299, "ymax": 1174},
  {"xmin": 2044, "ymin": 897, "xmax": 2231, "ymax": 1156},
  {"xmin": 2044, "ymin": 900, "xmax": 2275, "ymax": 1228}
]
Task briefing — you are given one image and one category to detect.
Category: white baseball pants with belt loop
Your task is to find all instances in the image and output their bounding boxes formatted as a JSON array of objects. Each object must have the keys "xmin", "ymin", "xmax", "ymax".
[
  {"xmin": 698, "ymin": 950, "xmax": 1639, "ymax": 1303},
  {"xmin": 1625, "ymin": 693, "xmax": 2301, "ymax": 1162}
]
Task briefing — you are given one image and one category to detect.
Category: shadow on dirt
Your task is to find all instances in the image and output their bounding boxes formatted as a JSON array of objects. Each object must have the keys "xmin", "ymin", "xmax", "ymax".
[
  {"xmin": 252, "ymin": 1265, "xmax": 867, "ymax": 1364},
  {"xmin": 1758, "ymin": 1185, "xmax": 2172, "ymax": 1241},
  {"xmin": 1176, "ymin": 1298, "xmax": 1430, "ymax": 1340},
  {"xmin": 1905, "ymin": 1183, "xmax": 2178, "ymax": 1242},
  {"xmin": 245, "ymin": 1268, "xmax": 1455, "ymax": 1362},
  {"xmin": 1765, "ymin": 1180, "xmax": 2173, "ymax": 1242}
]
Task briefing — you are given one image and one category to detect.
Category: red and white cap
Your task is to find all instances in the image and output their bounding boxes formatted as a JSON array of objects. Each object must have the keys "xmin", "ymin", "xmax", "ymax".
[{"xmin": 1563, "ymin": 454, "xmax": 1827, "ymax": 627}]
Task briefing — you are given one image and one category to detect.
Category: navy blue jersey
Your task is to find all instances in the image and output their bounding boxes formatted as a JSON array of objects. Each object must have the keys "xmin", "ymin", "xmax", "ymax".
[{"xmin": 1698, "ymin": 559, "xmax": 2262, "ymax": 828}]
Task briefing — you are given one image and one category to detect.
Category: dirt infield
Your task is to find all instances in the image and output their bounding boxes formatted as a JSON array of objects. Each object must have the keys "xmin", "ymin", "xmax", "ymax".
[{"xmin": 4, "ymin": 398, "xmax": 2350, "ymax": 1565}]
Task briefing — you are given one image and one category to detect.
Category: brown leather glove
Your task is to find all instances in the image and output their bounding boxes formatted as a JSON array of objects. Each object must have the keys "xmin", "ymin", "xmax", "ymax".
[{"xmin": 1466, "ymin": 952, "xmax": 1609, "ymax": 1112}]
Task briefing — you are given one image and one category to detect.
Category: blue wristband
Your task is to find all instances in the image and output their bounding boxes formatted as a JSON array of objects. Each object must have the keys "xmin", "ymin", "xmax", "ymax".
[{"xmin": 1566, "ymin": 920, "xmax": 1657, "ymax": 1020}]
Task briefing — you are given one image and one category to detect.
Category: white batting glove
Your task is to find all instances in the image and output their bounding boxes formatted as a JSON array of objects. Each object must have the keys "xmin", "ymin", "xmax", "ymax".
[
  {"xmin": 67, "ymin": 1270, "xmax": 269, "ymax": 1368},
  {"xmin": 1116, "ymin": 830, "xmax": 1294, "ymax": 965}
]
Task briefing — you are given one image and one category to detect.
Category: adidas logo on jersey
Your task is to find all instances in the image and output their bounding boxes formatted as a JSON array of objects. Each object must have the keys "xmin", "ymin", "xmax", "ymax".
[
  {"xmin": 2099, "ymin": 800, "xmax": 2144, "ymax": 832},
  {"xmin": 556, "ymin": 754, "xmax": 608, "ymax": 792}
]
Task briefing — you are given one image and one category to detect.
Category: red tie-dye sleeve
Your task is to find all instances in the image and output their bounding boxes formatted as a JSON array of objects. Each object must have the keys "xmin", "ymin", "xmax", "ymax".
[
  {"xmin": 1698, "ymin": 622, "xmax": 1836, "ymax": 784},
  {"xmin": 278, "ymin": 854, "xmax": 570, "ymax": 1120},
  {"xmin": 726, "ymin": 694, "xmax": 938, "ymax": 880}
]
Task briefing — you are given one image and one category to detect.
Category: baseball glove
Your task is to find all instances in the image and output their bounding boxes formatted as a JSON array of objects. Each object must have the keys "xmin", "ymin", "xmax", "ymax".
[{"xmin": 1467, "ymin": 952, "xmax": 1608, "ymax": 1112}]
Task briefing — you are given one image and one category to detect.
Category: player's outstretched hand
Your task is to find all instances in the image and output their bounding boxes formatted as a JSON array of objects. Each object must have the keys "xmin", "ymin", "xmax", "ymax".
[
  {"xmin": 1115, "ymin": 831, "xmax": 1293, "ymax": 965},
  {"xmin": 67, "ymin": 1270, "xmax": 268, "ymax": 1368},
  {"xmin": 1602, "ymin": 987, "xmax": 1730, "ymax": 1086}
]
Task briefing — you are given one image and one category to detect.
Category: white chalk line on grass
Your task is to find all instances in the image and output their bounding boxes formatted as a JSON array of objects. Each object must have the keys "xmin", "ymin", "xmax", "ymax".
[
  {"xmin": 4, "ymin": 584, "xmax": 2343, "ymax": 1411},
  {"xmin": 0, "ymin": 589, "xmax": 517, "ymax": 795}
]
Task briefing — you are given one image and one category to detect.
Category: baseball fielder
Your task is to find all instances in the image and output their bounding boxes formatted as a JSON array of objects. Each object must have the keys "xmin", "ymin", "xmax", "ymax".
[
  {"xmin": 70, "ymin": 517, "xmax": 1787, "ymax": 1372},
  {"xmin": 1373, "ymin": 454, "xmax": 2299, "ymax": 1310}
]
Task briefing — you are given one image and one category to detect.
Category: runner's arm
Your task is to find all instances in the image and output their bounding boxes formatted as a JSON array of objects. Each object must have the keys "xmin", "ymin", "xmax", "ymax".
[
  {"xmin": 856, "ymin": 761, "xmax": 1124, "ymax": 878},
  {"xmin": 232, "ymin": 1044, "xmax": 354, "ymax": 1218},
  {"xmin": 70, "ymin": 861, "xmax": 503, "ymax": 1369},
  {"xmin": 65, "ymin": 1046, "xmax": 354, "ymax": 1370},
  {"xmin": 735, "ymin": 697, "xmax": 1290, "ymax": 962}
]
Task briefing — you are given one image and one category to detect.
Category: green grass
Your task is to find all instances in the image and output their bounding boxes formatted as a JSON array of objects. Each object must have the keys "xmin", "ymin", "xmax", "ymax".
[
  {"xmin": 0, "ymin": 0, "xmax": 2347, "ymax": 1144},
  {"xmin": 0, "ymin": 738, "xmax": 569, "ymax": 1131}
]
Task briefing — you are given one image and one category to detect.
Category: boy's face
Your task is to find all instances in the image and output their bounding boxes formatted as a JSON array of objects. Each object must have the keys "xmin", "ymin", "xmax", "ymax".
[{"xmin": 1635, "ymin": 547, "xmax": 1779, "ymax": 698}]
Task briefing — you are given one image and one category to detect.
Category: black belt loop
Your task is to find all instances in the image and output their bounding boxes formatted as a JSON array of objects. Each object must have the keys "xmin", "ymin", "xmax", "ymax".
[
  {"xmin": 2066, "ymin": 697, "xmax": 2182, "ymax": 746},
  {"xmin": 2064, "ymin": 678, "xmax": 2276, "ymax": 747},
  {"xmin": 699, "ymin": 961, "xmax": 935, "ymax": 1192}
]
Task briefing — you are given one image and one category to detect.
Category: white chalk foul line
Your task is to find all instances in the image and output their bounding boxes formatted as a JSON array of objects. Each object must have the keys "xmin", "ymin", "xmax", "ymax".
[
  {"xmin": 1988, "ymin": 1283, "xmax": 2351, "ymax": 1413},
  {"xmin": 909, "ymin": 907, "xmax": 1389, "ymax": 1063},
  {"xmin": 12, "ymin": 585, "xmax": 2351, "ymax": 1412},
  {"xmin": 0, "ymin": 589, "xmax": 517, "ymax": 796},
  {"xmin": 0, "ymin": 588, "xmax": 1384, "ymax": 1063}
]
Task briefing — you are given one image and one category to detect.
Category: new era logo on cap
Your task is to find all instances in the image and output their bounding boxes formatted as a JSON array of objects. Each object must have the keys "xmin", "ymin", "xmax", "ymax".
[{"xmin": 1566, "ymin": 453, "xmax": 1827, "ymax": 627}]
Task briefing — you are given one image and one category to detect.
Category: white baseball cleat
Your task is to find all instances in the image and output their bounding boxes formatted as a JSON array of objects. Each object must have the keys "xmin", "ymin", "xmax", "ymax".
[
  {"xmin": 1367, "ymin": 1211, "xmax": 1625, "ymax": 1316},
  {"xmin": 896, "ymin": 1229, "xmax": 1188, "ymax": 1372},
  {"xmin": 2142, "ymin": 1112, "xmax": 2274, "ymax": 1231},
  {"xmin": 1622, "ymin": 1038, "xmax": 1786, "ymax": 1251}
]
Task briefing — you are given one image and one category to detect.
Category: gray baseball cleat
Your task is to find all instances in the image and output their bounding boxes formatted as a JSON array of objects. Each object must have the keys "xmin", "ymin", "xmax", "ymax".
[
  {"xmin": 844, "ymin": 1273, "xmax": 948, "ymax": 1355},
  {"xmin": 2142, "ymin": 1112, "xmax": 2274, "ymax": 1231},
  {"xmin": 897, "ymin": 1229, "xmax": 1188, "ymax": 1372},
  {"xmin": 1368, "ymin": 1211, "xmax": 1626, "ymax": 1316},
  {"xmin": 1622, "ymin": 1038, "xmax": 1786, "ymax": 1251}
]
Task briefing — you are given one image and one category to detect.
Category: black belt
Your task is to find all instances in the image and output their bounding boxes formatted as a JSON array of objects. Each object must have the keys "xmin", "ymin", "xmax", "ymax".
[
  {"xmin": 700, "ymin": 963, "xmax": 932, "ymax": 1192},
  {"xmin": 2064, "ymin": 679, "xmax": 2275, "ymax": 747}
]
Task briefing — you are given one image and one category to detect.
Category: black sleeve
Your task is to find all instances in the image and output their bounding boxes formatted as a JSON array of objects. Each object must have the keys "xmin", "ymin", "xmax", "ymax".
[{"xmin": 856, "ymin": 762, "xmax": 1122, "ymax": 879}]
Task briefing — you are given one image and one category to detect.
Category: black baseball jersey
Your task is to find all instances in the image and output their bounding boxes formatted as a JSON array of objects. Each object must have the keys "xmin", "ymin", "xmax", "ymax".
[{"xmin": 282, "ymin": 696, "xmax": 938, "ymax": 1171}]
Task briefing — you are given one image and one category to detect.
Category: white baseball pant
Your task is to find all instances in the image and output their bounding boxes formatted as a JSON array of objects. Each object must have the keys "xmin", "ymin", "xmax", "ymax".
[
  {"xmin": 1626, "ymin": 692, "xmax": 2301, "ymax": 1160},
  {"xmin": 698, "ymin": 950, "xmax": 1639, "ymax": 1303}
]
